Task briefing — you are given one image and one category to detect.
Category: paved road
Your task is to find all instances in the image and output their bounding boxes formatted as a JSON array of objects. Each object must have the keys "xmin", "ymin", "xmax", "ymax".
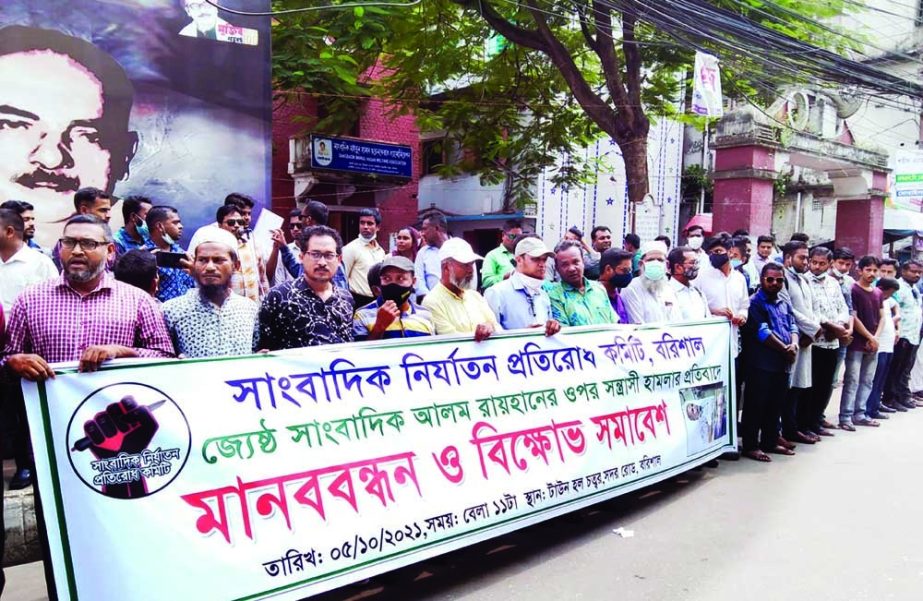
[{"xmin": 6, "ymin": 402, "xmax": 923, "ymax": 601}]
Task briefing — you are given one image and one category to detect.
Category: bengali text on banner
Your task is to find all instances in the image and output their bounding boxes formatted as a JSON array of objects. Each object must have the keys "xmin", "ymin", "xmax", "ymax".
[{"xmin": 24, "ymin": 320, "xmax": 736, "ymax": 601}]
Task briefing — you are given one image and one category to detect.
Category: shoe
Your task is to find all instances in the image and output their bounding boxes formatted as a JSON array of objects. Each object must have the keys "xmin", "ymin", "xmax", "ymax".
[
  {"xmin": 867, "ymin": 413, "xmax": 889, "ymax": 420},
  {"xmin": 776, "ymin": 436, "xmax": 797, "ymax": 450},
  {"xmin": 813, "ymin": 428, "xmax": 835, "ymax": 437},
  {"xmin": 8, "ymin": 468, "xmax": 32, "ymax": 491},
  {"xmin": 821, "ymin": 420, "xmax": 837, "ymax": 429},
  {"xmin": 839, "ymin": 422, "xmax": 856, "ymax": 432},
  {"xmin": 899, "ymin": 400, "xmax": 917, "ymax": 410},
  {"xmin": 878, "ymin": 404, "xmax": 897, "ymax": 414},
  {"xmin": 884, "ymin": 402, "xmax": 908, "ymax": 413}
]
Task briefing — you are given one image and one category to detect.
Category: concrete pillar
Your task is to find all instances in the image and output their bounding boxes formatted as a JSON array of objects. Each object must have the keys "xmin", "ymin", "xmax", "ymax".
[{"xmin": 712, "ymin": 145, "xmax": 777, "ymax": 235}]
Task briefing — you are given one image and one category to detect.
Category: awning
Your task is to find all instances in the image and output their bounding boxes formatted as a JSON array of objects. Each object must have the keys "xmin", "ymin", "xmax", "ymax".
[{"xmin": 683, "ymin": 213, "xmax": 712, "ymax": 235}]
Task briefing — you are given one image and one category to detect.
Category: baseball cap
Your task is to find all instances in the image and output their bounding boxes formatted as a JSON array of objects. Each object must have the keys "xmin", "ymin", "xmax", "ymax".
[
  {"xmin": 438, "ymin": 238, "xmax": 483, "ymax": 264},
  {"xmin": 514, "ymin": 237, "xmax": 553, "ymax": 258},
  {"xmin": 380, "ymin": 255, "xmax": 415, "ymax": 272}
]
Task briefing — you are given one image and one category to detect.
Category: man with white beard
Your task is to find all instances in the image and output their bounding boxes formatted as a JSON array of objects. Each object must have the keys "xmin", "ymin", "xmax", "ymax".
[
  {"xmin": 621, "ymin": 240, "xmax": 679, "ymax": 323},
  {"xmin": 422, "ymin": 238, "xmax": 500, "ymax": 341}
]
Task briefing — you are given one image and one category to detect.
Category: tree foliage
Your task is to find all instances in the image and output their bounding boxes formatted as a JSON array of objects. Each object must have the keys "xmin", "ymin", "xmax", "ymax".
[{"xmin": 271, "ymin": 0, "xmax": 859, "ymax": 211}]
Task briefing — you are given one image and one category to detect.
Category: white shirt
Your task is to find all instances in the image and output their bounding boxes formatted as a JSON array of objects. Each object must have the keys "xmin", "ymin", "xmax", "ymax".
[
  {"xmin": 0, "ymin": 245, "xmax": 58, "ymax": 317},
  {"xmin": 693, "ymin": 263, "xmax": 750, "ymax": 357},
  {"xmin": 620, "ymin": 276, "xmax": 679, "ymax": 324},
  {"xmin": 669, "ymin": 278, "xmax": 710, "ymax": 322},
  {"xmin": 879, "ymin": 297, "xmax": 898, "ymax": 354}
]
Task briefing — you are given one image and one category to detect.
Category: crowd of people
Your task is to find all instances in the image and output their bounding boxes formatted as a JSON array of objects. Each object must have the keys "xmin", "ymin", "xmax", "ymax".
[{"xmin": 1, "ymin": 189, "xmax": 922, "ymax": 488}]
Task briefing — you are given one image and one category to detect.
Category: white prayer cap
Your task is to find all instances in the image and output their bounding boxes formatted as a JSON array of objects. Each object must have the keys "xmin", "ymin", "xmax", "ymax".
[
  {"xmin": 639, "ymin": 240, "xmax": 668, "ymax": 259},
  {"xmin": 190, "ymin": 227, "xmax": 239, "ymax": 257}
]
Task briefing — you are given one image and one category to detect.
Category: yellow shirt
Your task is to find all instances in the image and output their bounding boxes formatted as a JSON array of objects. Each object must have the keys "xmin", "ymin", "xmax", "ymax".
[
  {"xmin": 422, "ymin": 283, "xmax": 501, "ymax": 335},
  {"xmin": 341, "ymin": 237, "xmax": 386, "ymax": 298}
]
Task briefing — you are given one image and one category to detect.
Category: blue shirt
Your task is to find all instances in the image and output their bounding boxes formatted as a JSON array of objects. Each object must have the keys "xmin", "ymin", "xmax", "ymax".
[
  {"xmin": 414, "ymin": 244, "xmax": 441, "ymax": 296},
  {"xmin": 143, "ymin": 242, "xmax": 195, "ymax": 303},
  {"xmin": 744, "ymin": 289, "xmax": 798, "ymax": 373},
  {"xmin": 484, "ymin": 273, "xmax": 552, "ymax": 330},
  {"xmin": 113, "ymin": 227, "xmax": 151, "ymax": 256}
]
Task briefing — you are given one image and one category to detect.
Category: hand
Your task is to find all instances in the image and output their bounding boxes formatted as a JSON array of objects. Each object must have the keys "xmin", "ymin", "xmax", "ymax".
[
  {"xmin": 270, "ymin": 228, "xmax": 287, "ymax": 250},
  {"xmin": 84, "ymin": 395, "xmax": 159, "ymax": 499},
  {"xmin": 503, "ymin": 271, "xmax": 513, "ymax": 280},
  {"xmin": 731, "ymin": 314, "xmax": 747, "ymax": 326},
  {"xmin": 7, "ymin": 354, "xmax": 55, "ymax": 381},
  {"xmin": 79, "ymin": 345, "xmax": 133, "ymax": 373},
  {"xmin": 865, "ymin": 337, "xmax": 879, "ymax": 353},
  {"xmin": 544, "ymin": 319, "xmax": 561, "ymax": 337},
  {"xmin": 474, "ymin": 323, "xmax": 495, "ymax": 342},
  {"xmin": 842, "ymin": 334, "xmax": 854, "ymax": 346},
  {"xmin": 712, "ymin": 308, "xmax": 734, "ymax": 320},
  {"xmin": 798, "ymin": 333, "xmax": 814, "ymax": 348},
  {"xmin": 179, "ymin": 255, "xmax": 193, "ymax": 274},
  {"xmin": 372, "ymin": 301, "xmax": 401, "ymax": 333},
  {"xmin": 785, "ymin": 344, "xmax": 798, "ymax": 363}
]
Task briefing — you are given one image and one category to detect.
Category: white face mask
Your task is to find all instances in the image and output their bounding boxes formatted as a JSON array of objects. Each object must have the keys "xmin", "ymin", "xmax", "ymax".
[{"xmin": 687, "ymin": 235, "xmax": 703, "ymax": 250}]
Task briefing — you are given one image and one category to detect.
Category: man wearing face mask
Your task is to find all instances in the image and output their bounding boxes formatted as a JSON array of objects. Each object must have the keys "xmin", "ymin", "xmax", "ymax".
[
  {"xmin": 545, "ymin": 241, "xmax": 619, "ymax": 326},
  {"xmin": 598, "ymin": 248, "xmax": 634, "ymax": 324},
  {"xmin": 113, "ymin": 196, "xmax": 152, "ymax": 256},
  {"xmin": 777, "ymin": 240, "xmax": 823, "ymax": 445},
  {"xmin": 684, "ymin": 225, "xmax": 706, "ymax": 264},
  {"xmin": 695, "ymin": 236, "xmax": 749, "ymax": 348},
  {"xmin": 668, "ymin": 246, "xmax": 709, "ymax": 321},
  {"xmin": 143, "ymin": 205, "xmax": 195, "ymax": 303},
  {"xmin": 485, "ymin": 237, "xmax": 561, "ymax": 335},
  {"xmin": 621, "ymin": 240, "xmax": 678, "ymax": 324},
  {"xmin": 353, "ymin": 256, "xmax": 434, "ymax": 340}
]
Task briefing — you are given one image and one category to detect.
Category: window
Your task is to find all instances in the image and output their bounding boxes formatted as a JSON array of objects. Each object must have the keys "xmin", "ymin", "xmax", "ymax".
[{"xmin": 422, "ymin": 139, "xmax": 446, "ymax": 175}]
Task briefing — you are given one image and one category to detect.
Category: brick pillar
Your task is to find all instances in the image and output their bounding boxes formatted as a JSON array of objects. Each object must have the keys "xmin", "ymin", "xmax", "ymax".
[
  {"xmin": 833, "ymin": 171, "xmax": 887, "ymax": 257},
  {"xmin": 712, "ymin": 145, "xmax": 777, "ymax": 235}
]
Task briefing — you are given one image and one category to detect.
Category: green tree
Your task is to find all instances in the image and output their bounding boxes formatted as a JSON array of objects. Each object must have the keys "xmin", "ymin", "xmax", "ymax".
[{"xmin": 273, "ymin": 0, "xmax": 858, "ymax": 210}]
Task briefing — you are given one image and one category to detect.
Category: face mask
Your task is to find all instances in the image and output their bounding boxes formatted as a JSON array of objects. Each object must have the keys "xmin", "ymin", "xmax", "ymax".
[
  {"xmin": 380, "ymin": 283, "xmax": 413, "ymax": 305},
  {"xmin": 360, "ymin": 232, "xmax": 376, "ymax": 242},
  {"xmin": 709, "ymin": 253, "xmax": 729, "ymax": 269},
  {"xmin": 135, "ymin": 217, "xmax": 150, "ymax": 240},
  {"xmin": 517, "ymin": 272, "xmax": 546, "ymax": 293},
  {"xmin": 812, "ymin": 272, "xmax": 826, "ymax": 281},
  {"xmin": 610, "ymin": 272, "xmax": 633, "ymax": 289},
  {"xmin": 643, "ymin": 261, "xmax": 666, "ymax": 281},
  {"xmin": 687, "ymin": 236, "xmax": 704, "ymax": 250},
  {"xmin": 162, "ymin": 232, "xmax": 176, "ymax": 247},
  {"xmin": 730, "ymin": 258, "xmax": 742, "ymax": 269},
  {"xmin": 684, "ymin": 267, "xmax": 699, "ymax": 281}
]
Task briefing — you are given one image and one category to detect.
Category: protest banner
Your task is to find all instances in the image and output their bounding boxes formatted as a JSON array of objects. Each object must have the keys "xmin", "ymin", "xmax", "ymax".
[{"xmin": 24, "ymin": 320, "xmax": 735, "ymax": 600}]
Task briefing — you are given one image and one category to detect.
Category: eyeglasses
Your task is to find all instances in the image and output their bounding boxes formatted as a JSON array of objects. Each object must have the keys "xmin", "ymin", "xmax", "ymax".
[
  {"xmin": 306, "ymin": 251, "xmax": 338, "ymax": 262},
  {"xmin": 59, "ymin": 237, "xmax": 108, "ymax": 251},
  {"xmin": 763, "ymin": 277, "xmax": 784, "ymax": 284},
  {"xmin": 223, "ymin": 219, "xmax": 244, "ymax": 227}
]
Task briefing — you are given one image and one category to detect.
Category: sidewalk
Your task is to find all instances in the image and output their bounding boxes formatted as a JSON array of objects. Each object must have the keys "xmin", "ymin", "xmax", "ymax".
[{"xmin": 3, "ymin": 461, "xmax": 40, "ymax": 568}]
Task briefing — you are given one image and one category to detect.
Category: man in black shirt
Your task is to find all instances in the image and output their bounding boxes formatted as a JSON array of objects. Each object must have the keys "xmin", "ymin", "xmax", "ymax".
[{"xmin": 257, "ymin": 225, "xmax": 354, "ymax": 350}]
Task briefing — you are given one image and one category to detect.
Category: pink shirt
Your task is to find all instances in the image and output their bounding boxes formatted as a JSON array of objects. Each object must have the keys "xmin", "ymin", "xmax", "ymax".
[{"xmin": 2, "ymin": 273, "xmax": 173, "ymax": 364}]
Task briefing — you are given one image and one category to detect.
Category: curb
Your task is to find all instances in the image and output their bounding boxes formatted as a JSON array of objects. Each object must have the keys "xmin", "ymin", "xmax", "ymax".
[{"xmin": 3, "ymin": 487, "xmax": 41, "ymax": 567}]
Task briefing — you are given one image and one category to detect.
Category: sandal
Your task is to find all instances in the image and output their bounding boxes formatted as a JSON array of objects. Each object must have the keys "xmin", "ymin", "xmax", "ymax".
[
  {"xmin": 766, "ymin": 445, "xmax": 795, "ymax": 456},
  {"xmin": 854, "ymin": 419, "xmax": 880, "ymax": 427},
  {"xmin": 744, "ymin": 450, "xmax": 772, "ymax": 462},
  {"xmin": 839, "ymin": 422, "xmax": 856, "ymax": 432}
]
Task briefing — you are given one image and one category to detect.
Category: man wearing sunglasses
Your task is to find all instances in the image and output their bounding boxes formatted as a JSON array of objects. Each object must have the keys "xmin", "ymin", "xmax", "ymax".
[
  {"xmin": 741, "ymin": 263, "xmax": 799, "ymax": 462},
  {"xmin": 481, "ymin": 219, "xmax": 523, "ymax": 289},
  {"xmin": 216, "ymin": 204, "xmax": 268, "ymax": 303}
]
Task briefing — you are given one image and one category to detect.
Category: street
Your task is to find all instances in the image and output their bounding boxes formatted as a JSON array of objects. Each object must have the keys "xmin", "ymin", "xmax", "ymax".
[{"xmin": 6, "ymin": 403, "xmax": 923, "ymax": 601}]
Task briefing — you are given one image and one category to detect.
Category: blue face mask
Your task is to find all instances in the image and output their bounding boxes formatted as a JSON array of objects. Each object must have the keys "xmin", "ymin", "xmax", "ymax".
[
  {"xmin": 643, "ymin": 261, "xmax": 666, "ymax": 281},
  {"xmin": 730, "ymin": 258, "xmax": 743, "ymax": 269},
  {"xmin": 135, "ymin": 216, "xmax": 150, "ymax": 240}
]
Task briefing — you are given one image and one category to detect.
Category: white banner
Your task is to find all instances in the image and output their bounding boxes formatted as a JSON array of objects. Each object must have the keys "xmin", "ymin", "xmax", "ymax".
[
  {"xmin": 24, "ymin": 320, "xmax": 735, "ymax": 600},
  {"xmin": 691, "ymin": 51, "xmax": 723, "ymax": 118}
]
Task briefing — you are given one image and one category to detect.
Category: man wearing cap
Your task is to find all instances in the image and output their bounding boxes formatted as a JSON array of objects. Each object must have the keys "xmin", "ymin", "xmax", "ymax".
[
  {"xmin": 485, "ymin": 236, "xmax": 561, "ymax": 335},
  {"xmin": 621, "ymin": 240, "xmax": 679, "ymax": 323},
  {"xmin": 354, "ymin": 256, "xmax": 435, "ymax": 341},
  {"xmin": 162, "ymin": 229, "xmax": 259, "ymax": 357},
  {"xmin": 422, "ymin": 238, "xmax": 500, "ymax": 341}
]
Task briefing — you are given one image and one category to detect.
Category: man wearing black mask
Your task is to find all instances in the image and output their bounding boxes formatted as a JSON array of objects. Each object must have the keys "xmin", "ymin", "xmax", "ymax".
[
  {"xmin": 598, "ymin": 248, "xmax": 634, "ymax": 324},
  {"xmin": 353, "ymin": 256, "xmax": 435, "ymax": 340}
]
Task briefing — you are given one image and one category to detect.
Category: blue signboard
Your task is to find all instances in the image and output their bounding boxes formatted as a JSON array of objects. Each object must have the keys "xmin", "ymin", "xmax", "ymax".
[{"xmin": 310, "ymin": 134, "xmax": 413, "ymax": 179}]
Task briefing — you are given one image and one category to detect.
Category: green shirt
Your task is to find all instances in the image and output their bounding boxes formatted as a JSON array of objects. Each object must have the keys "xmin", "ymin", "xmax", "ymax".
[
  {"xmin": 481, "ymin": 245, "xmax": 515, "ymax": 289},
  {"xmin": 543, "ymin": 277, "xmax": 619, "ymax": 326}
]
